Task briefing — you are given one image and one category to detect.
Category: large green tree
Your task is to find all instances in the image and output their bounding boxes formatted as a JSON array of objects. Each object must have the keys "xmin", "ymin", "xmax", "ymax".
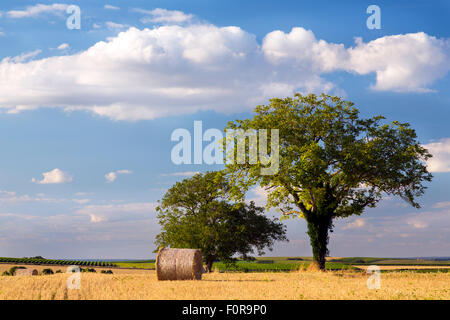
[
  {"xmin": 155, "ymin": 171, "xmax": 287, "ymax": 272},
  {"xmin": 225, "ymin": 93, "xmax": 432, "ymax": 270}
]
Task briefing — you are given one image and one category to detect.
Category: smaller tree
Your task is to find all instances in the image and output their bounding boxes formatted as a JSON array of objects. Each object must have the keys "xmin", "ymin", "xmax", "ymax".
[{"xmin": 155, "ymin": 171, "xmax": 288, "ymax": 272}]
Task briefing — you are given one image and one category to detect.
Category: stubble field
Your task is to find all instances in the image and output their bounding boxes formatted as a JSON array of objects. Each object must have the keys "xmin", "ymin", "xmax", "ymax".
[{"xmin": 0, "ymin": 268, "xmax": 448, "ymax": 300}]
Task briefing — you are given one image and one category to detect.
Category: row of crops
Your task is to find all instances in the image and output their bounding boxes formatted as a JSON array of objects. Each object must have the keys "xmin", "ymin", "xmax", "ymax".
[
  {"xmin": 213, "ymin": 261, "xmax": 357, "ymax": 272},
  {"xmin": 0, "ymin": 257, "xmax": 117, "ymax": 267}
]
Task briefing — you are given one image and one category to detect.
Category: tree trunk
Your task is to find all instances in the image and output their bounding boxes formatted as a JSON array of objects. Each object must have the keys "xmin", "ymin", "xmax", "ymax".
[
  {"xmin": 205, "ymin": 258, "xmax": 214, "ymax": 273},
  {"xmin": 306, "ymin": 215, "xmax": 333, "ymax": 270}
]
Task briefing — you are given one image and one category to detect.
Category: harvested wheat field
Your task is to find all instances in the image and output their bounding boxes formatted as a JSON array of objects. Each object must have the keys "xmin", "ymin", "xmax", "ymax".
[
  {"xmin": 355, "ymin": 265, "xmax": 450, "ymax": 271},
  {"xmin": 0, "ymin": 270, "xmax": 448, "ymax": 300}
]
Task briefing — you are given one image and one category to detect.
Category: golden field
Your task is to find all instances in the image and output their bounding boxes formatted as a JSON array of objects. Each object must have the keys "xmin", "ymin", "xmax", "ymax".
[
  {"xmin": 355, "ymin": 265, "xmax": 450, "ymax": 270},
  {"xmin": 0, "ymin": 266, "xmax": 449, "ymax": 300}
]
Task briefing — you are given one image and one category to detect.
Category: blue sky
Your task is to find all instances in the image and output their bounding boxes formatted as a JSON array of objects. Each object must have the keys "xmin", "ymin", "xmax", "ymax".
[{"xmin": 0, "ymin": 0, "xmax": 449, "ymax": 259}]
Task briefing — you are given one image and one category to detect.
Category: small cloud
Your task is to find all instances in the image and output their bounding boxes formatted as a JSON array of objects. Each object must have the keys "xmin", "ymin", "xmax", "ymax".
[
  {"xmin": 92, "ymin": 23, "xmax": 101, "ymax": 29},
  {"xmin": 73, "ymin": 198, "xmax": 90, "ymax": 204},
  {"xmin": 247, "ymin": 186, "xmax": 269, "ymax": 207},
  {"xmin": 57, "ymin": 43, "xmax": 69, "ymax": 50},
  {"xmin": 343, "ymin": 218, "xmax": 366, "ymax": 230},
  {"xmin": 432, "ymin": 201, "xmax": 450, "ymax": 209},
  {"xmin": 407, "ymin": 221, "xmax": 428, "ymax": 229},
  {"xmin": 0, "ymin": 190, "xmax": 63, "ymax": 203},
  {"xmin": 7, "ymin": 4, "xmax": 69, "ymax": 18},
  {"xmin": 32, "ymin": 168, "xmax": 73, "ymax": 184},
  {"xmin": 134, "ymin": 8, "xmax": 193, "ymax": 24},
  {"xmin": 89, "ymin": 214, "xmax": 107, "ymax": 223},
  {"xmin": 161, "ymin": 171, "xmax": 200, "ymax": 177},
  {"xmin": 74, "ymin": 192, "xmax": 89, "ymax": 196},
  {"xmin": 104, "ymin": 4, "xmax": 120, "ymax": 10},
  {"xmin": 77, "ymin": 202, "xmax": 157, "ymax": 223},
  {"xmin": 0, "ymin": 190, "xmax": 17, "ymax": 197},
  {"xmin": 105, "ymin": 21, "xmax": 129, "ymax": 31},
  {"xmin": 2, "ymin": 49, "xmax": 42, "ymax": 63},
  {"xmin": 105, "ymin": 169, "xmax": 132, "ymax": 183},
  {"xmin": 423, "ymin": 138, "xmax": 450, "ymax": 173}
]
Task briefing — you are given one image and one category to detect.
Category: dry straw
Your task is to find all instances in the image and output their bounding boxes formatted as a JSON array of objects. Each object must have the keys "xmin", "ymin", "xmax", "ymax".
[
  {"xmin": 156, "ymin": 247, "xmax": 203, "ymax": 281},
  {"xmin": 306, "ymin": 262, "xmax": 321, "ymax": 272}
]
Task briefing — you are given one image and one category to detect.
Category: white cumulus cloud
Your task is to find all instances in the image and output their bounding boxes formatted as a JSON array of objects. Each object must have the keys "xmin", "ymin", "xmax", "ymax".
[
  {"xmin": 348, "ymin": 33, "xmax": 450, "ymax": 92},
  {"xmin": 423, "ymin": 138, "xmax": 450, "ymax": 172},
  {"xmin": 263, "ymin": 28, "xmax": 450, "ymax": 93},
  {"xmin": 0, "ymin": 17, "xmax": 447, "ymax": 121},
  {"xmin": 262, "ymin": 27, "xmax": 349, "ymax": 72},
  {"xmin": 31, "ymin": 168, "xmax": 73, "ymax": 184}
]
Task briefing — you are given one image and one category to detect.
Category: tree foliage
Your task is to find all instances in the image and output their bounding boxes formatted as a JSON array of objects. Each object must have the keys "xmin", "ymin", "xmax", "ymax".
[
  {"xmin": 225, "ymin": 93, "xmax": 432, "ymax": 269},
  {"xmin": 155, "ymin": 171, "xmax": 288, "ymax": 271}
]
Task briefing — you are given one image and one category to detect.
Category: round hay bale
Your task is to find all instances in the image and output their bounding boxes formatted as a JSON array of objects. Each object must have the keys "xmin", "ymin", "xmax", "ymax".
[
  {"xmin": 156, "ymin": 248, "xmax": 203, "ymax": 281},
  {"xmin": 15, "ymin": 269, "xmax": 38, "ymax": 276},
  {"xmin": 15, "ymin": 269, "xmax": 30, "ymax": 276}
]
